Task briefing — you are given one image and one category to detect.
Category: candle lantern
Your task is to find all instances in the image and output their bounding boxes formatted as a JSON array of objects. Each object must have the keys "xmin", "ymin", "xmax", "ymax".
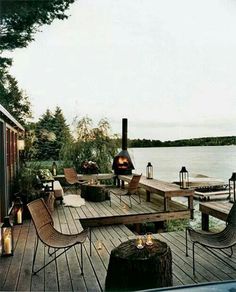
[
  {"xmin": 146, "ymin": 232, "xmax": 154, "ymax": 246},
  {"xmin": 51, "ymin": 161, "xmax": 57, "ymax": 176},
  {"xmin": 1, "ymin": 216, "xmax": 14, "ymax": 257},
  {"xmin": 229, "ymin": 172, "xmax": 236, "ymax": 202},
  {"xmin": 13, "ymin": 197, "xmax": 23, "ymax": 225},
  {"xmin": 136, "ymin": 236, "xmax": 145, "ymax": 249},
  {"xmin": 146, "ymin": 162, "xmax": 153, "ymax": 179},
  {"xmin": 179, "ymin": 166, "xmax": 189, "ymax": 189}
]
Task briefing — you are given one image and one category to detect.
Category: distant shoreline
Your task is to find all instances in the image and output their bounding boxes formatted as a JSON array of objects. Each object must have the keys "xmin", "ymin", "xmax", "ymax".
[
  {"xmin": 130, "ymin": 145, "xmax": 236, "ymax": 148},
  {"xmin": 128, "ymin": 136, "xmax": 236, "ymax": 148}
]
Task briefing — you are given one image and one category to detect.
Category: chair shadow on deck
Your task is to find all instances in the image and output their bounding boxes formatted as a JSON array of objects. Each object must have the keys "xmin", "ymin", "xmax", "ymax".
[
  {"xmin": 27, "ymin": 198, "xmax": 91, "ymax": 276},
  {"xmin": 186, "ymin": 201, "xmax": 236, "ymax": 276}
]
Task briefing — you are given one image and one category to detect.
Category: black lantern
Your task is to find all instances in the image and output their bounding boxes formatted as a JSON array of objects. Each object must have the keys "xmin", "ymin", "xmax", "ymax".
[
  {"xmin": 146, "ymin": 162, "xmax": 153, "ymax": 179},
  {"xmin": 51, "ymin": 161, "xmax": 57, "ymax": 176},
  {"xmin": 229, "ymin": 172, "xmax": 236, "ymax": 202},
  {"xmin": 13, "ymin": 197, "xmax": 23, "ymax": 225},
  {"xmin": 179, "ymin": 166, "xmax": 189, "ymax": 189},
  {"xmin": 1, "ymin": 216, "xmax": 13, "ymax": 256}
]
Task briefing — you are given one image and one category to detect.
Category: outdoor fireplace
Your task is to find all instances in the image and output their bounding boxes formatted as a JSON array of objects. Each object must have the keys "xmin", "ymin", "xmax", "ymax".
[{"xmin": 112, "ymin": 118, "xmax": 134, "ymax": 175}]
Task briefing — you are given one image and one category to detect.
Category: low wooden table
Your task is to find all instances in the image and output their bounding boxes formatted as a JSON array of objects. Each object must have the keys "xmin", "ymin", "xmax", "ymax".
[
  {"xmin": 81, "ymin": 184, "xmax": 110, "ymax": 202},
  {"xmin": 105, "ymin": 238, "xmax": 172, "ymax": 291}
]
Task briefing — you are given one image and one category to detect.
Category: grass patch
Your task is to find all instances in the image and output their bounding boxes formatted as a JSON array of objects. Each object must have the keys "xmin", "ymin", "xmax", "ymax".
[{"xmin": 165, "ymin": 219, "xmax": 189, "ymax": 232}]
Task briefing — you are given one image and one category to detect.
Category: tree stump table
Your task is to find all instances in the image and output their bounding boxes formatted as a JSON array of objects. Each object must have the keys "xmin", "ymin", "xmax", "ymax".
[
  {"xmin": 105, "ymin": 238, "xmax": 172, "ymax": 291},
  {"xmin": 81, "ymin": 184, "xmax": 110, "ymax": 202}
]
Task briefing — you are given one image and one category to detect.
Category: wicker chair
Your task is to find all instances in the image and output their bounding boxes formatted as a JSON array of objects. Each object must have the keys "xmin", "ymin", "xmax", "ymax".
[
  {"xmin": 186, "ymin": 201, "xmax": 236, "ymax": 276},
  {"xmin": 27, "ymin": 198, "xmax": 91, "ymax": 275},
  {"xmin": 110, "ymin": 174, "xmax": 142, "ymax": 208},
  {"xmin": 64, "ymin": 167, "xmax": 86, "ymax": 193}
]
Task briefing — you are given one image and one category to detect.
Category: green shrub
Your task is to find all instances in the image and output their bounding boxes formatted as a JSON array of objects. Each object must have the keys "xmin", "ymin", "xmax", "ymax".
[{"xmin": 165, "ymin": 219, "xmax": 189, "ymax": 232}]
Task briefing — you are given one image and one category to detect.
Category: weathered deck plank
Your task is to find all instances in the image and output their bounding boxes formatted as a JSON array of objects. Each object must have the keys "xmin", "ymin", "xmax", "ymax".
[
  {"xmin": 169, "ymin": 231, "xmax": 235, "ymax": 277},
  {"xmin": 159, "ymin": 233, "xmax": 220, "ymax": 283},
  {"xmin": 16, "ymin": 221, "xmax": 36, "ymax": 291},
  {"xmin": 3, "ymin": 222, "xmax": 30, "ymax": 291},
  {"xmin": 30, "ymin": 240, "xmax": 45, "ymax": 291}
]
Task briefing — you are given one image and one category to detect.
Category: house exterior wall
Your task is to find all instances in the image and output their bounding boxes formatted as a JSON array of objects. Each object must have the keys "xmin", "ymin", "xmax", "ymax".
[
  {"xmin": 0, "ymin": 105, "xmax": 24, "ymax": 221},
  {"xmin": 0, "ymin": 121, "xmax": 7, "ymax": 221}
]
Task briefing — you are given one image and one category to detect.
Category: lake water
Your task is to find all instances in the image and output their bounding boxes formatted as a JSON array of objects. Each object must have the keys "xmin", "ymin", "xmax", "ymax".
[
  {"xmin": 129, "ymin": 145, "xmax": 236, "ymax": 229},
  {"xmin": 128, "ymin": 146, "xmax": 236, "ymax": 183}
]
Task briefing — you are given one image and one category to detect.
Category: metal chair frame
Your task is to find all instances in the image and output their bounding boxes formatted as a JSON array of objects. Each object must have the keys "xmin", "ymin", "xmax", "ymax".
[
  {"xmin": 28, "ymin": 198, "xmax": 91, "ymax": 276},
  {"xmin": 110, "ymin": 174, "xmax": 142, "ymax": 208},
  {"xmin": 186, "ymin": 201, "xmax": 236, "ymax": 276}
]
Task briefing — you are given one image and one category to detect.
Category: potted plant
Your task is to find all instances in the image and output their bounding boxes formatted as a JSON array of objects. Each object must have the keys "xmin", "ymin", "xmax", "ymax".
[
  {"xmin": 81, "ymin": 160, "xmax": 99, "ymax": 174},
  {"xmin": 13, "ymin": 165, "xmax": 44, "ymax": 219}
]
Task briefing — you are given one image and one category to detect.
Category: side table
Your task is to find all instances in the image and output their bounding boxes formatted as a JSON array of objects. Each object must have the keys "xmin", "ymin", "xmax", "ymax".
[{"xmin": 105, "ymin": 238, "xmax": 172, "ymax": 291}]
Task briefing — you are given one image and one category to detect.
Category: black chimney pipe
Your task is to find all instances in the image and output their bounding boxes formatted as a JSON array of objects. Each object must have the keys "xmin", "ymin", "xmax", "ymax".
[{"xmin": 122, "ymin": 118, "xmax": 128, "ymax": 150}]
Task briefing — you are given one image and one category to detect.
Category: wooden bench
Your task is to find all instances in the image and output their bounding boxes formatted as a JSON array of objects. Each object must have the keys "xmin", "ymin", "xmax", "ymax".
[
  {"xmin": 118, "ymin": 175, "xmax": 194, "ymax": 219},
  {"xmin": 199, "ymin": 201, "xmax": 232, "ymax": 231},
  {"xmin": 54, "ymin": 173, "xmax": 114, "ymax": 183}
]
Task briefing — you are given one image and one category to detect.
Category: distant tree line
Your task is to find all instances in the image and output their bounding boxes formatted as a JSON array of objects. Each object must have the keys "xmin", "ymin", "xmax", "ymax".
[{"xmin": 128, "ymin": 136, "xmax": 236, "ymax": 148}]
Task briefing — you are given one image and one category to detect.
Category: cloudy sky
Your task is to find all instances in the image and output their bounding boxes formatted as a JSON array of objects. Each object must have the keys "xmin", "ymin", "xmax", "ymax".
[{"xmin": 6, "ymin": 0, "xmax": 236, "ymax": 140}]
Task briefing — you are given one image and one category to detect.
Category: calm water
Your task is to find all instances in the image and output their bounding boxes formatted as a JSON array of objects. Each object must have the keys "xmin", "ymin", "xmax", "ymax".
[{"xmin": 129, "ymin": 146, "xmax": 236, "ymax": 183}]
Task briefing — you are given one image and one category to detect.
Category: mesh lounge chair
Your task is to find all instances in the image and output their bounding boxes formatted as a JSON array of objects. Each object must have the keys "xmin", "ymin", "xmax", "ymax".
[
  {"xmin": 110, "ymin": 174, "xmax": 142, "ymax": 208},
  {"xmin": 185, "ymin": 201, "xmax": 236, "ymax": 276},
  {"xmin": 64, "ymin": 168, "xmax": 86, "ymax": 193},
  {"xmin": 27, "ymin": 198, "xmax": 91, "ymax": 275}
]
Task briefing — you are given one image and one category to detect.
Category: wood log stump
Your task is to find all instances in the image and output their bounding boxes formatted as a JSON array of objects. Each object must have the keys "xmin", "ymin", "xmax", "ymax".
[
  {"xmin": 105, "ymin": 239, "xmax": 172, "ymax": 291},
  {"xmin": 81, "ymin": 184, "xmax": 109, "ymax": 202}
]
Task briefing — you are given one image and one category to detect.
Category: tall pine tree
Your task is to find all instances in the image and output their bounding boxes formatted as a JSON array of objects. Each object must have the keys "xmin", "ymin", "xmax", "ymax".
[
  {"xmin": 53, "ymin": 107, "xmax": 73, "ymax": 159},
  {"xmin": 35, "ymin": 107, "xmax": 72, "ymax": 160},
  {"xmin": 35, "ymin": 109, "xmax": 55, "ymax": 159}
]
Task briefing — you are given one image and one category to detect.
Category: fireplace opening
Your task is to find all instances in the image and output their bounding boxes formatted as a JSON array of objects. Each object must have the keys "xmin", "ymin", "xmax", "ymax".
[{"xmin": 117, "ymin": 156, "xmax": 129, "ymax": 169}]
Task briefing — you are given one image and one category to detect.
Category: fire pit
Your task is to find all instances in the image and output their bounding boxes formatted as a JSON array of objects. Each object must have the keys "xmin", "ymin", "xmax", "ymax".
[{"xmin": 112, "ymin": 118, "xmax": 134, "ymax": 175}]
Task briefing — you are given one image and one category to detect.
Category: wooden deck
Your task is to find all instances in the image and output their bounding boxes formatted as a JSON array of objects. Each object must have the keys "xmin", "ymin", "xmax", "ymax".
[
  {"xmin": 1, "ymin": 196, "xmax": 236, "ymax": 291},
  {"xmin": 79, "ymin": 191, "xmax": 191, "ymax": 227}
]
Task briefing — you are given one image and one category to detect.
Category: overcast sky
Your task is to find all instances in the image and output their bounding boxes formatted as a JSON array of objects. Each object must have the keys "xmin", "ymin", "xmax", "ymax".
[{"xmin": 6, "ymin": 0, "xmax": 236, "ymax": 140}]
